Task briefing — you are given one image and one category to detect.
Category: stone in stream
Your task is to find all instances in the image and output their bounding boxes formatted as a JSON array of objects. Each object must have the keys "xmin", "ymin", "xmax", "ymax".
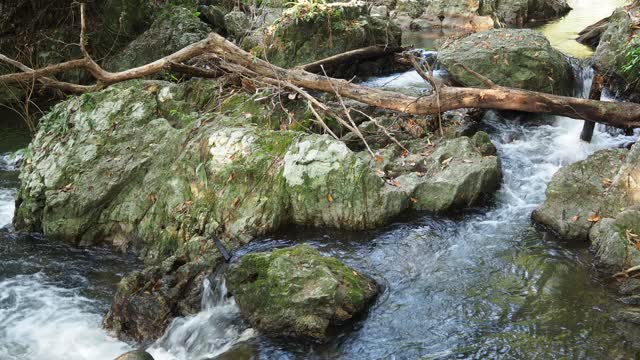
[
  {"xmin": 438, "ymin": 29, "xmax": 575, "ymax": 95},
  {"xmin": 533, "ymin": 143, "xmax": 640, "ymax": 288},
  {"xmin": 14, "ymin": 79, "xmax": 502, "ymax": 341},
  {"xmin": 225, "ymin": 244, "xmax": 378, "ymax": 342},
  {"xmin": 391, "ymin": 0, "xmax": 569, "ymax": 31},
  {"xmin": 114, "ymin": 350, "xmax": 155, "ymax": 360}
]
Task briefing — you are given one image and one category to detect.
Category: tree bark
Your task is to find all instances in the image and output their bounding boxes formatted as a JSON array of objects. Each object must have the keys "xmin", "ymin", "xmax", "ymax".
[
  {"xmin": 2, "ymin": 31, "xmax": 640, "ymax": 129},
  {"xmin": 580, "ymin": 73, "xmax": 605, "ymax": 142}
]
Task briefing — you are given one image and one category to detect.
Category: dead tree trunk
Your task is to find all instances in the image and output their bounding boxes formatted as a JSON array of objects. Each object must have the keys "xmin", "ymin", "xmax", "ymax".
[
  {"xmin": 1, "ymin": 11, "xmax": 640, "ymax": 129},
  {"xmin": 580, "ymin": 73, "xmax": 605, "ymax": 142}
]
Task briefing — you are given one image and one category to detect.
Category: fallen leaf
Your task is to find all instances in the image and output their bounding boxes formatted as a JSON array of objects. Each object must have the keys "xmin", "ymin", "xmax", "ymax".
[
  {"xmin": 463, "ymin": 159, "xmax": 473, "ymax": 163},
  {"xmin": 602, "ymin": 178, "xmax": 612, "ymax": 189},
  {"xmin": 415, "ymin": 172, "xmax": 425, "ymax": 177},
  {"xmin": 232, "ymin": 197, "xmax": 240, "ymax": 208},
  {"xmin": 352, "ymin": 271, "xmax": 359, "ymax": 276},
  {"xmin": 401, "ymin": 150, "xmax": 410, "ymax": 158},
  {"xmin": 571, "ymin": 215, "xmax": 580, "ymax": 223},
  {"xmin": 61, "ymin": 183, "xmax": 73, "ymax": 192},
  {"xmin": 410, "ymin": 197, "xmax": 418, "ymax": 203},
  {"xmin": 287, "ymin": 93, "xmax": 297, "ymax": 100},
  {"xmin": 148, "ymin": 193, "xmax": 158, "ymax": 204},
  {"xmin": 375, "ymin": 155, "xmax": 384, "ymax": 163},
  {"xmin": 587, "ymin": 213, "xmax": 601, "ymax": 223},
  {"xmin": 375, "ymin": 169, "xmax": 386, "ymax": 177},
  {"xmin": 327, "ymin": 194, "xmax": 333, "ymax": 202}
]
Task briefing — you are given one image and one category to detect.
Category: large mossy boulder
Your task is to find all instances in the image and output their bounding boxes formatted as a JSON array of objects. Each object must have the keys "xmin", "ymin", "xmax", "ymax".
[
  {"xmin": 255, "ymin": 1, "xmax": 401, "ymax": 68},
  {"xmin": 593, "ymin": 6, "xmax": 640, "ymax": 94},
  {"xmin": 533, "ymin": 143, "xmax": 640, "ymax": 278},
  {"xmin": 225, "ymin": 244, "xmax": 378, "ymax": 342},
  {"xmin": 438, "ymin": 29, "xmax": 575, "ymax": 95},
  {"xmin": 106, "ymin": 6, "xmax": 210, "ymax": 71},
  {"xmin": 531, "ymin": 149, "xmax": 628, "ymax": 241},
  {"xmin": 15, "ymin": 80, "xmax": 501, "ymax": 341}
]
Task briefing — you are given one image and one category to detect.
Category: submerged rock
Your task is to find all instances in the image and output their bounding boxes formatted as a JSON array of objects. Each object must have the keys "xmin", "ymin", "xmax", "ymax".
[
  {"xmin": 114, "ymin": 350, "xmax": 155, "ymax": 360},
  {"xmin": 438, "ymin": 29, "xmax": 575, "ymax": 95},
  {"xmin": 225, "ymin": 244, "xmax": 378, "ymax": 342}
]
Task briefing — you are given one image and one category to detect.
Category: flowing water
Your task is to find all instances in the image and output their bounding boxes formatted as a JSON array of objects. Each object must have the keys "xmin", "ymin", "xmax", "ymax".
[
  {"xmin": 536, "ymin": 0, "xmax": 628, "ymax": 58},
  {"xmin": 1, "ymin": 2, "xmax": 640, "ymax": 359}
]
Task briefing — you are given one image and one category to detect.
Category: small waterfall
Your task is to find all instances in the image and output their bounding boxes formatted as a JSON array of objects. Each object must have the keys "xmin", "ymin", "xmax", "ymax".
[{"xmin": 147, "ymin": 274, "xmax": 254, "ymax": 360}]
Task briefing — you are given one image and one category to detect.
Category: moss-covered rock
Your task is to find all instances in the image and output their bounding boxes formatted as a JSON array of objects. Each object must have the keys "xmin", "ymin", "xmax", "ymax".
[
  {"xmin": 592, "ymin": 6, "xmax": 640, "ymax": 95},
  {"xmin": 106, "ymin": 6, "xmax": 210, "ymax": 71},
  {"xmin": 532, "ymin": 148, "xmax": 628, "ymax": 241},
  {"xmin": 114, "ymin": 350, "xmax": 155, "ymax": 360},
  {"xmin": 258, "ymin": 1, "xmax": 401, "ymax": 68},
  {"xmin": 225, "ymin": 244, "xmax": 378, "ymax": 342},
  {"xmin": 438, "ymin": 29, "xmax": 575, "ymax": 95},
  {"xmin": 425, "ymin": 0, "xmax": 570, "ymax": 26},
  {"xmin": 589, "ymin": 209, "xmax": 640, "ymax": 274}
]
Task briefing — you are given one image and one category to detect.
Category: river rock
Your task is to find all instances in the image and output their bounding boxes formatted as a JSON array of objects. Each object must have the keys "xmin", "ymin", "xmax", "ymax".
[
  {"xmin": 438, "ymin": 29, "xmax": 575, "ymax": 95},
  {"xmin": 425, "ymin": 0, "xmax": 570, "ymax": 26},
  {"xmin": 589, "ymin": 209, "xmax": 640, "ymax": 274},
  {"xmin": 103, "ymin": 250, "xmax": 218, "ymax": 342},
  {"xmin": 532, "ymin": 149, "xmax": 628, "ymax": 241},
  {"xmin": 254, "ymin": 1, "xmax": 401, "ymax": 68},
  {"xmin": 396, "ymin": 132, "xmax": 501, "ymax": 212},
  {"xmin": 114, "ymin": 350, "xmax": 155, "ymax": 360},
  {"xmin": 225, "ymin": 244, "xmax": 378, "ymax": 342},
  {"xmin": 224, "ymin": 11, "xmax": 251, "ymax": 40},
  {"xmin": 593, "ymin": 6, "xmax": 640, "ymax": 95},
  {"xmin": 106, "ymin": 6, "xmax": 210, "ymax": 71}
]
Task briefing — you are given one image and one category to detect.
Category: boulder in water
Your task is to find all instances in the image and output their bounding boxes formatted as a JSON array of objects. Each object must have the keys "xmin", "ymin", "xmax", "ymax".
[
  {"xmin": 534, "ymin": 143, "xmax": 640, "ymax": 284},
  {"xmin": 438, "ymin": 29, "xmax": 575, "ymax": 95},
  {"xmin": 225, "ymin": 244, "xmax": 378, "ymax": 342},
  {"xmin": 114, "ymin": 350, "xmax": 155, "ymax": 360}
]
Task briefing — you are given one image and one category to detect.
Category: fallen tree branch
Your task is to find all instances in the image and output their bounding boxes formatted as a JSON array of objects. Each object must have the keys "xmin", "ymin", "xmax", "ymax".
[
  {"xmin": 1, "ymin": 4, "xmax": 640, "ymax": 129},
  {"xmin": 299, "ymin": 45, "xmax": 405, "ymax": 73}
]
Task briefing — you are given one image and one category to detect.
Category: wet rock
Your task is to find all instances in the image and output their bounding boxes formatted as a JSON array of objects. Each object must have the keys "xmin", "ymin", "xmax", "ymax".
[
  {"xmin": 425, "ymin": 0, "xmax": 570, "ymax": 27},
  {"xmin": 103, "ymin": 250, "xmax": 220, "ymax": 342},
  {"xmin": 438, "ymin": 29, "xmax": 575, "ymax": 95},
  {"xmin": 397, "ymin": 132, "xmax": 502, "ymax": 212},
  {"xmin": 256, "ymin": 1, "xmax": 401, "ymax": 68},
  {"xmin": 225, "ymin": 244, "xmax": 378, "ymax": 342},
  {"xmin": 589, "ymin": 209, "xmax": 640, "ymax": 274},
  {"xmin": 106, "ymin": 6, "xmax": 210, "ymax": 71},
  {"xmin": 114, "ymin": 350, "xmax": 155, "ymax": 360},
  {"xmin": 532, "ymin": 149, "xmax": 628, "ymax": 241}
]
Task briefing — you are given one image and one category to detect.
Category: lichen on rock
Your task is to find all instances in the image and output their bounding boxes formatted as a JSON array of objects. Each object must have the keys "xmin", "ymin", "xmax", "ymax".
[{"xmin": 225, "ymin": 244, "xmax": 378, "ymax": 342}]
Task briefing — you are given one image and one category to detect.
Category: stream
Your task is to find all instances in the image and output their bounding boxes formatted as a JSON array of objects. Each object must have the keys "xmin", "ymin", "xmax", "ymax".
[{"xmin": 1, "ymin": 2, "xmax": 640, "ymax": 359}]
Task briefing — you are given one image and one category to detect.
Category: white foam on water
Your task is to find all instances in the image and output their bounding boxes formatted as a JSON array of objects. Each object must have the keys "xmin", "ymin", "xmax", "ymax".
[
  {"xmin": 148, "ymin": 278, "xmax": 255, "ymax": 360},
  {"xmin": 0, "ymin": 273, "xmax": 131, "ymax": 360}
]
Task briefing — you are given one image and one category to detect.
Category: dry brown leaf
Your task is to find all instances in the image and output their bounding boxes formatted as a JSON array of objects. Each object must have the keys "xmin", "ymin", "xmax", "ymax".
[
  {"xmin": 602, "ymin": 178, "xmax": 612, "ymax": 189},
  {"xmin": 375, "ymin": 155, "xmax": 384, "ymax": 163},
  {"xmin": 327, "ymin": 194, "xmax": 333, "ymax": 202},
  {"xmin": 410, "ymin": 197, "xmax": 418, "ymax": 203},
  {"xmin": 232, "ymin": 197, "xmax": 240, "ymax": 208},
  {"xmin": 571, "ymin": 215, "xmax": 580, "ymax": 223},
  {"xmin": 587, "ymin": 213, "xmax": 601, "ymax": 223}
]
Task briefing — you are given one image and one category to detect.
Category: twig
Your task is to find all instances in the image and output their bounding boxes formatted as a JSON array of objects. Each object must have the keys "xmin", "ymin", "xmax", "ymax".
[
  {"xmin": 351, "ymin": 108, "xmax": 408, "ymax": 153},
  {"xmin": 454, "ymin": 63, "xmax": 498, "ymax": 89},
  {"xmin": 320, "ymin": 65, "xmax": 375, "ymax": 158}
]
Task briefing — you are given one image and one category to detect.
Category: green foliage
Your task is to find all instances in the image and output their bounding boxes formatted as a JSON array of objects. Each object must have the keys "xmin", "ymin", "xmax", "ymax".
[{"xmin": 622, "ymin": 42, "xmax": 640, "ymax": 78}]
